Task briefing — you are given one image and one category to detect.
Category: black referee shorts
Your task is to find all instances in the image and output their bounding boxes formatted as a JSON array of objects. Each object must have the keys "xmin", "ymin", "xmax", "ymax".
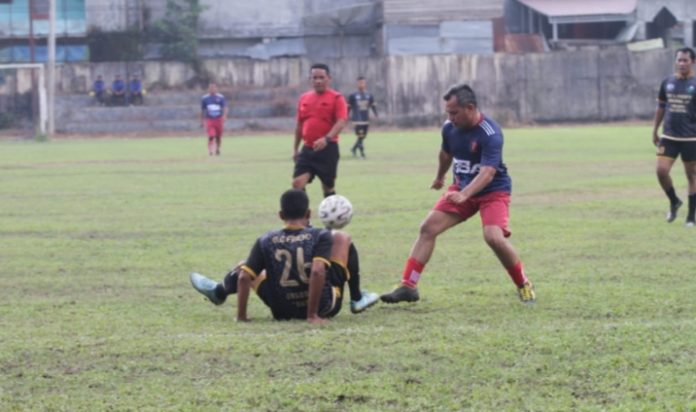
[{"xmin": 293, "ymin": 142, "xmax": 340, "ymax": 188}]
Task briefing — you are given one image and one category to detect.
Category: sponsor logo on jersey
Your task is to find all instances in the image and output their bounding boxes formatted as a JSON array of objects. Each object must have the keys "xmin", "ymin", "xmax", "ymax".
[{"xmin": 453, "ymin": 158, "xmax": 480, "ymax": 175}]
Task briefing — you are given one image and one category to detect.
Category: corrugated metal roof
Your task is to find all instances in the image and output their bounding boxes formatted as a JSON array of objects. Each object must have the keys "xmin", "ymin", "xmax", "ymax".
[
  {"xmin": 383, "ymin": 0, "xmax": 504, "ymax": 24},
  {"xmin": 516, "ymin": 0, "xmax": 637, "ymax": 17}
]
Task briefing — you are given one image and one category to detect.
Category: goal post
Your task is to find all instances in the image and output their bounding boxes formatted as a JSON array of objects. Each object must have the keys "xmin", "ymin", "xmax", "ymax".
[{"xmin": 0, "ymin": 63, "xmax": 47, "ymax": 136}]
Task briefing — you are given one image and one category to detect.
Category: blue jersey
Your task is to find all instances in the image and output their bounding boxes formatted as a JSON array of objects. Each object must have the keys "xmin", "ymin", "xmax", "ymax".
[
  {"xmin": 201, "ymin": 93, "xmax": 226, "ymax": 119},
  {"xmin": 129, "ymin": 79, "xmax": 142, "ymax": 93},
  {"xmin": 441, "ymin": 115, "xmax": 511, "ymax": 196},
  {"xmin": 112, "ymin": 79, "xmax": 125, "ymax": 93},
  {"xmin": 93, "ymin": 80, "xmax": 105, "ymax": 93}
]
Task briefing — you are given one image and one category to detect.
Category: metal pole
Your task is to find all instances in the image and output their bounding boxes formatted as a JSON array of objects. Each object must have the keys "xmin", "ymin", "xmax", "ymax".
[
  {"xmin": 28, "ymin": 0, "xmax": 35, "ymax": 63},
  {"xmin": 48, "ymin": 0, "xmax": 56, "ymax": 135}
]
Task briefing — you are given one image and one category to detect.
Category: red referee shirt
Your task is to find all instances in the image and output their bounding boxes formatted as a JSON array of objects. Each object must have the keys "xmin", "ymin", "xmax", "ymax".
[{"xmin": 296, "ymin": 88, "xmax": 348, "ymax": 147}]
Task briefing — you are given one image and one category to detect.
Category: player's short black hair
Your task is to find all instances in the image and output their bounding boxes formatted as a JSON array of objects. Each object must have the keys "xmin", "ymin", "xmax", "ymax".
[
  {"xmin": 443, "ymin": 84, "xmax": 477, "ymax": 108},
  {"xmin": 357, "ymin": 76, "xmax": 365, "ymax": 81},
  {"xmin": 310, "ymin": 63, "xmax": 330, "ymax": 75},
  {"xmin": 676, "ymin": 47, "xmax": 696, "ymax": 61},
  {"xmin": 280, "ymin": 189, "xmax": 309, "ymax": 220}
]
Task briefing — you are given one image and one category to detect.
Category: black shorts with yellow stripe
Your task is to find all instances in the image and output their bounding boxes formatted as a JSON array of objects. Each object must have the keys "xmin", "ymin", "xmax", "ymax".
[
  {"xmin": 657, "ymin": 138, "xmax": 696, "ymax": 162},
  {"xmin": 254, "ymin": 261, "xmax": 348, "ymax": 320}
]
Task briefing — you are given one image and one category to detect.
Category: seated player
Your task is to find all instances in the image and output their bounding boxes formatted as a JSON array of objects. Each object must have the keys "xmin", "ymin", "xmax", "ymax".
[
  {"xmin": 190, "ymin": 189, "xmax": 379, "ymax": 323},
  {"xmin": 110, "ymin": 75, "xmax": 126, "ymax": 106},
  {"xmin": 91, "ymin": 75, "xmax": 106, "ymax": 105},
  {"xmin": 128, "ymin": 74, "xmax": 144, "ymax": 106}
]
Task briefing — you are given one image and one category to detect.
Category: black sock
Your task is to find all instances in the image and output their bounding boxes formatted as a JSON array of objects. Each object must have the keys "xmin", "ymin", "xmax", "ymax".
[
  {"xmin": 665, "ymin": 186, "xmax": 680, "ymax": 205},
  {"xmin": 347, "ymin": 243, "xmax": 362, "ymax": 302},
  {"xmin": 688, "ymin": 193, "xmax": 696, "ymax": 221},
  {"xmin": 216, "ymin": 269, "xmax": 239, "ymax": 300},
  {"xmin": 323, "ymin": 190, "xmax": 336, "ymax": 198}
]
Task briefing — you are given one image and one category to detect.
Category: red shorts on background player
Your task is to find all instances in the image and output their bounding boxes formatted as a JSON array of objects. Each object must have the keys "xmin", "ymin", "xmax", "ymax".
[
  {"xmin": 381, "ymin": 84, "xmax": 536, "ymax": 305},
  {"xmin": 200, "ymin": 83, "xmax": 228, "ymax": 156}
]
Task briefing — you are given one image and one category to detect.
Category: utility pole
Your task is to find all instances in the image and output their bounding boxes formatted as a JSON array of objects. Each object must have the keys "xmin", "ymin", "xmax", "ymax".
[{"xmin": 47, "ymin": 0, "xmax": 56, "ymax": 135}]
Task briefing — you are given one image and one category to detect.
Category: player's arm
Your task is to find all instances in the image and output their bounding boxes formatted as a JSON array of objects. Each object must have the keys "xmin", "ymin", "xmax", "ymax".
[
  {"xmin": 222, "ymin": 98, "xmax": 229, "ymax": 122},
  {"xmin": 326, "ymin": 95, "xmax": 348, "ymax": 139},
  {"xmin": 306, "ymin": 259, "xmax": 328, "ymax": 324},
  {"xmin": 200, "ymin": 101, "xmax": 206, "ymax": 128},
  {"xmin": 653, "ymin": 81, "xmax": 667, "ymax": 146},
  {"xmin": 236, "ymin": 267, "xmax": 253, "ymax": 322},
  {"xmin": 293, "ymin": 120, "xmax": 303, "ymax": 160},
  {"xmin": 652, "ymin": 106, "xmax": 665, "ymax": 146},
  {"xmin": 446, "ymin": 166, "xmax": 496, "ymax": 204},
  {"xmin": 237, "ymin": 240, "xmax": 264, "ymax": 322},
  {"xmin": 370, "ymin": 95, "xmax": 378, "ymax": 118},
  {"xmin": 432, "ymin": 149, "xmax": 452, "ymax": 189},
  {"xmin": 347, "ymin": 94, "xmax": 354, "ymax": 117}
]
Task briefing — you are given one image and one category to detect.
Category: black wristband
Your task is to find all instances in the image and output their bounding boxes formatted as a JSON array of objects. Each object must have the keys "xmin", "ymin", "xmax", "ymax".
[{"xmin": 325, "ymin": 136, "xmax": 331, "ymax": 143}]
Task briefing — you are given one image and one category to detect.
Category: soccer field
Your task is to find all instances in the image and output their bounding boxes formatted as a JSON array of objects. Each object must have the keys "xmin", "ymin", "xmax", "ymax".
[{"xmin": 1, "ymin": 125, "xmax": 695, "ymax": 411}]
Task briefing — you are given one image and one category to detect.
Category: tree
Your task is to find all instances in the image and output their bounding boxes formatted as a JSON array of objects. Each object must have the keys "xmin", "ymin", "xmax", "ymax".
[{"xmin": 152, "ymin": 0, "xmax": 205, "ymax": 64}]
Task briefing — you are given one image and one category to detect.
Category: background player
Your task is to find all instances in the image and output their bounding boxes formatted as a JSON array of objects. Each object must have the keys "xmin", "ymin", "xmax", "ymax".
[
  {"xmin": 91, "ymin": 75, "xmax": 106, "ymax": 105},
  {"xmin": 293, "ymin": 63, "xmax": 347, "ymax": 198},
  {"xmin": 200, "ymin": 83, "xmax": 228, "ymax": 156},
  {"xmin": 110, "ymin": 74, "xmax": 126, "ymax": 106},
  {"xmin": 190, "ymin": 189, "xmax": 379, "ymax": 323},
  {"xmin": 381, "ymin": 84, "xmax": 535, "ymax": 305},
  {"xmin": 128, "ymin": 74, "xmax": 144, "ymax": 106},
  {"xmin": 652, "ymin": 47, "xmax": 696, "ymax": 227},
  {"xmin": 347, "ymin": 76, "xmax": 378, "ymax": 158}
]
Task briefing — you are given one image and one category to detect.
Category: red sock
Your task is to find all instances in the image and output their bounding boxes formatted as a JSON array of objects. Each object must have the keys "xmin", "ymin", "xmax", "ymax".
[
  {"xmin": 401, "ymin": 257, "xmax": 425, "ymax": 287},
  {"xmin": 208, "ymin": 138, "xmax": 215, "ymax": 153},
  {"xmin": 506, "ymin": 261, "xmax": 528, "ymax": 287}
]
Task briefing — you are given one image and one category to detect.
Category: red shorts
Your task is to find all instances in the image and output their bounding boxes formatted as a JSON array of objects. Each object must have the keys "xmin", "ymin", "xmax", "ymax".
[
  {"xmin": 433, "ymin": 186, "xmax": 512, "ymax": 237},
  {"xmin": 206, "ymin": 118, "xmax": 224, "ymax": 138}
]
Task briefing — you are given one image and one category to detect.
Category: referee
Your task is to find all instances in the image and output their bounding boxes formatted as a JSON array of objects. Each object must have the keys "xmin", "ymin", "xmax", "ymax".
[{"xmin": 292, "ymin": 63, "xmax": 348, "ymax": 198}]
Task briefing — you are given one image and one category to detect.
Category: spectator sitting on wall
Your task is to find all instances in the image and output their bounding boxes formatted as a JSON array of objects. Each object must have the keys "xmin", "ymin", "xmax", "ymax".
[
  {"xmin": 128, "ymin": 74, "xmax": 145, "ymax": 106},
  {"xmin": 90, "ymin": 75, "xmax": 106, "ymax": 105},
  {"xmin": 110, "ymin": 75, "xmax": 126, "ymax": 106}
]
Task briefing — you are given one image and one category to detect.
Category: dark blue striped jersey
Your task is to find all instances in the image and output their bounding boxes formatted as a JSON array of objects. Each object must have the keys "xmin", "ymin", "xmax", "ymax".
[
  {"xmin": 347, "ymin": 91, "xmax": 377, "ymax": 124},
  {"xmin": 658, "ymin": 75, "xmax": 696, "ymax": 140},
  {"xmin": 241, "ymin": 226, "xmax": 332, "ymax": 318},
  {"xmin": 201, "ymin": 93, "xmax": 226, "ymax": 119},
  {"xmin": 441, "ymin": 115, "xmax": 512, "ymax": 196}
]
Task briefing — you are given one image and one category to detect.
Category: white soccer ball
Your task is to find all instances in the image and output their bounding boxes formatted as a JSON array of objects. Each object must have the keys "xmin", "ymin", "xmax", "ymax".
[{"xmin": 318, "ymin": 194, "xmax": 353, "ymax": 229}]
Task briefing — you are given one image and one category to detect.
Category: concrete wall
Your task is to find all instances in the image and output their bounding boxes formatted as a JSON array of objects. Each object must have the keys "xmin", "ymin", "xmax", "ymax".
[{"xmin": 1, "ymin": 48, "xmax": 676, "ymax": 127}]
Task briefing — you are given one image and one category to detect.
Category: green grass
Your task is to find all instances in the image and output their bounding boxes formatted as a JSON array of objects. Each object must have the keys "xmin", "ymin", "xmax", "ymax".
[{"xmin": 1, "ymin": 126, "xmax": 696, "ymax": 411}]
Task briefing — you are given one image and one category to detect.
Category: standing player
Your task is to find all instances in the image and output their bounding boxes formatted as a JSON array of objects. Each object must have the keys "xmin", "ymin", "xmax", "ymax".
[
  {"xmin": 381, "ymin": 84, "xmax": 535, "ymax": 305},
  {"xmin": 200, "ymin": 83, "xmax": 228, "ymax": 156},
  {"xmin": 652, "ymin": 47, "xmax": 696, "ymax": 226},
  {"xmin": 293, "ymin": 63, "xmax": 348, "ymax": 198},
  {"xmin": 347, "ymin": 76, "xmax": 378, "ymax": 158},
  {"xmin": 189, "ymin": 189, "xmax": 379, "ymax": 323}
]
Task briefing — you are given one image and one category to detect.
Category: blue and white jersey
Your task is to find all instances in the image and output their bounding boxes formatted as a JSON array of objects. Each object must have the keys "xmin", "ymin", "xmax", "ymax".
[
  {"xmin": 201, "ymin": 93, "xmax": 226, "ymax": 119},
  {"xmin": 441, "ymin": 114, "xmax": 511, "ymax": 196}
]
